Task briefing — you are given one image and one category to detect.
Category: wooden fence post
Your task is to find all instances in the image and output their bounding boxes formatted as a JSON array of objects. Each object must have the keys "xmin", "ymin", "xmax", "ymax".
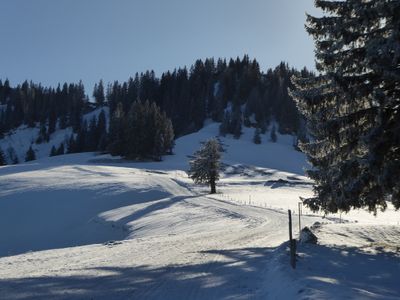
[
  {"xmin": 298, "ymin": 202, "xmax": 302, "ymax": 235},
  {"xmin": 288, "ymin": 209, "xmax": 296, "ymax": 269}
]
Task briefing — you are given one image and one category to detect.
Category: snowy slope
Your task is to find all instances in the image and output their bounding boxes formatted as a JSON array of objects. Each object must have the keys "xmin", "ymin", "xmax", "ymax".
[
  {"xmin": 92, "ymin": 121, "xmax": 308, "ymax": 175},
  {"xmin": 0, "ymin": 123, "xmax": 311, "ymax": 257},
  {"xmin": 0, "ymin": 106, "xmax": 109, "ymax": 164},
  {"xmin": 0, "ymin": 122, "xmax": 399, "ymax": 299},
  {"xmin": 0, "ymin": 125, "xmax": 72, "ymax": 163}
]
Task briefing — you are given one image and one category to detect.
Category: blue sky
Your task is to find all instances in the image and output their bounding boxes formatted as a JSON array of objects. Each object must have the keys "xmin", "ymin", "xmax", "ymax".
[{"xmin": 0, "ymin": 0, "xmax": 318, "ymax": 93}]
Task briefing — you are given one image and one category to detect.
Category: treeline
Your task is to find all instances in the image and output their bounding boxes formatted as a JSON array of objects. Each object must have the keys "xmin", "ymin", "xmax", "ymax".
[
  {"xmin": 104, "ymin": 57, "xmax": 313, "ymax": 139},
  {"xmin": 0, "ymin": 80, "xmax": 88, "ymax": 138},
  {"xmin": 0, "ymin": 56, "xmax": 313, "ymax": 163},
  {"xmin": 0, "ymin": 78, "xmax": 174, "ymax": 161}
]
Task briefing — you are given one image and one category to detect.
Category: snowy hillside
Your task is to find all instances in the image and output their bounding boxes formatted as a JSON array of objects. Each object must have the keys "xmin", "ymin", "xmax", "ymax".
[
  {"xmin": 0, "ymin": 122, "xmax": 399, "ymax": 299},
  {"xmin": 0, "ymin": 107, "xmax": 109, "ymax": 164},
  {"xmin": 0, "ymin": 125, "xmax": 73, "ymax": 163}
]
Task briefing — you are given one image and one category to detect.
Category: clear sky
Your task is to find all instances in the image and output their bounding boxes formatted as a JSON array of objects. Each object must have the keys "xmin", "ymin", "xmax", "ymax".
[{"xmin": 0, "ymin": 0, "xmax": 319, "ymax": 93}]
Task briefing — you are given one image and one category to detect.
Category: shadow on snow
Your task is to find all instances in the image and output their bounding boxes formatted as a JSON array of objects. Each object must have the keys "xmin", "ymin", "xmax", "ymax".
[
  {"xmin": 0, "ymin": 247, "xmax": 275, "ymax": 300},
  {"xmin": 296, "ymin": 243, "xmax": 400, "ymax": 299}
]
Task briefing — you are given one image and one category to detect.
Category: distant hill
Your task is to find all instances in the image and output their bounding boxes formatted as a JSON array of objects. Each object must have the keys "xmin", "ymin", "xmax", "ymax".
[{"xmin": 0, "ymin": 57, "xmax": 313, "ymax": 164}]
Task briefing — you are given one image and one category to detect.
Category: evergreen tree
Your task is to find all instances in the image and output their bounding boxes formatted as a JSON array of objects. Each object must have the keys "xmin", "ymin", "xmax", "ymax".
[
  {"xmin": 59, "ymin": 115, "xmax": 67, "ymax": 130},
  {"xmin": 362, "ymin": 0, "xmax": 400, "ymax": 210},
  {"xmin": 49, "ymin": 145, "xmax": 57, "ymax": 157},
  {"xmin": 125, "ymin": 100, "xmax": 146, "ymax": 158},
  {"xmin": 162, "ymin": 115, "xmax": 175, "ymax": 154},
  {"xmin": 36, "ymin": 122, "xmax": 48, "ymax": 144},
  {"xmin": 75, "ymin": 121, "xmax": 88, "ymax": 152},
  {"xmin": 67, "ymin": 134, "xmax": 77, "ymax": 154},
  {"xmin": 153, "ymin": 128, "xmax": 164, "ymax": 162},
  {"xmin": 188, "ymin": 138, "xmax": 221, "ymax": 194},
  {"xmin": 232, "ymin": 107, "xmax": 242, "ymax": 139},
  {"xmin": 270, "ymin": 125, "xmax": 277, "ymax": 143},
  {"xmin": 259, "ymin": 121, "xmax": 267, "ymax": 134},
  {"xmin": 291, "ymin": 0, "xmax": 400, "ymax": 213},
  {"xmin": 86, "ymin": 116, "xmax": 98, "ymax": 151},
  {"xmin": 57, "ymin": 143, "xmax": 65, "ymax": 155},
  {"xmin": 98, "ymin": 133, "xmax": 108, "ymax": 152},
  {"xmin": 96, "ymin": 110, "xmax": 107, "ymax": 150},
  {"xmin": 219, "ymin": 111, "xmax": 230, "ymax": 136},
  {"xmin": 108, "ymin": 102, "xmax": 126, "ymax": 156},
  {"xmin": 25, "ymin": 146, "xmax": 36, "ymax": 162},
  {"xmin": 0, "ymin": 111, "xmax": 5, "ymax": 138},
  {"xmin": 253, "ymin": 128, "xmax": 261, "ymax": 144},
  {"xmin": 48, "ymin": 110, "xmax": 57, "ymax": 134},
  {"xmin": 93, "ymin": 80, "xmax": 105, "ymax": 106},
  {"xmin": 123, "ymin": 100, "xmax": 174, "ymax": 160},
  {"xmin": 0, "ymin": 147, "xmax": 6, "ymax": 165},
  {"xmin": 153, "ymin": 111, "xmax": 175, "ymax": 158}
]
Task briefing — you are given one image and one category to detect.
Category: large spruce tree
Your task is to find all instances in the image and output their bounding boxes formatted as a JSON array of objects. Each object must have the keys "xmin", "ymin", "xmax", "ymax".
[
  {"xmin": 292, "ymin": 0, "xmax": 400, "ymax": 213},
  {"xmin": 363, "ymin": 0, "xmax": 400, "ymax": 209}
]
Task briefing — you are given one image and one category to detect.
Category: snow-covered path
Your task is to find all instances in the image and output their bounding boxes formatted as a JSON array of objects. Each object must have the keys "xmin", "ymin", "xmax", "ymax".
[{"xmin": 0, "ymin": 216, "xmax": 282, "ymax": 299}]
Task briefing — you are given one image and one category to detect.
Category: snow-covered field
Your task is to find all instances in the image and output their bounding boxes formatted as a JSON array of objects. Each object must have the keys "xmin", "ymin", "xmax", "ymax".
[{"xmin": 0, "ymin": 123, "xmax": 399, "ymax": 299}]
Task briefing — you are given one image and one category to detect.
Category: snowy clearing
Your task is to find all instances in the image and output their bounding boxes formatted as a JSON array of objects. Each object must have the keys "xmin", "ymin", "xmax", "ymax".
[{"xmin": 0, "ymin": 123, "xmax": 399, "ymax": 299}]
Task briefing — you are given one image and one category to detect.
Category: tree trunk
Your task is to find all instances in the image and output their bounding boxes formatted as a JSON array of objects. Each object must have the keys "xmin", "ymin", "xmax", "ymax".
[{"xmin": 210, "ymin": 178, "xmax": 216, "ymax": 194}]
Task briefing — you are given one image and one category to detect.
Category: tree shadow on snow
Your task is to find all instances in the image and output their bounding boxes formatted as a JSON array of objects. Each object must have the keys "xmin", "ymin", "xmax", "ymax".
[
  {"xmin": 0, "ymin": 186, "xmax": 182, "ymax": 257},
  {"xmin": 0, "ymin": 247, "xmax": 276, "ymax": 300},
  {"xmin": 115, "ymin": 194, "xmax": 199, "ymax": 228},
  {"xmin": 296, "ymin": 243, "xmax": 400, "ymax": 299}
]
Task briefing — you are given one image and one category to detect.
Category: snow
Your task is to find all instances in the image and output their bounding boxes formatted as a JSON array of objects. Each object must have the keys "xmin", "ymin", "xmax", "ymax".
[
  {"xmin": 117, "ymin": 122, "xmax": 308, "ymax": 175},
  {"xmin": 0, "ymin": 106, "xmax": 109, "ymax": 164},
  {"xmin": 0, "ymin": 125, "xmax": 72, "ymax": 163},
  {"xmin": 278, "ymin": 224, "xmax": 400, "ymax": 299},
  {"xmin": 0, "ymin": 121, "xmax": 399, "ymax": 299}
]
